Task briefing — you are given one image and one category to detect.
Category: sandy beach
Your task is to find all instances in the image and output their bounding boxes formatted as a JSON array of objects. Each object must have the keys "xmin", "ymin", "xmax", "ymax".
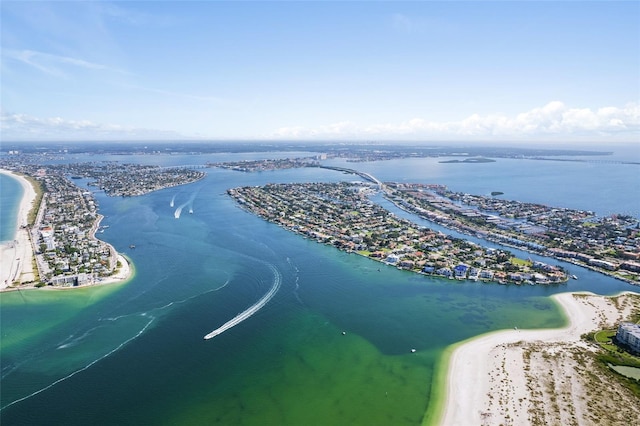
[
  {"xmin": 439, "ymin": 291, "xmax": 640, "ymax": 425},
  {"xmin": 1, "ymin": 169, "xmax": 133, "ymax": 291},
  {"xmin": 96, "ymin": 253, "xmax": 132, "ymax": 286},
  {"xmin": 0, "ymin": 169, "xmax": 37, "ymax": 289}
]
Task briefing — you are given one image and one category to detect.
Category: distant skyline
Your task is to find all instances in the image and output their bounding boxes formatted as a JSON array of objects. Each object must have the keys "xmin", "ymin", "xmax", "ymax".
[{"xmin": 1, "ymin": 1, "xmax": 638, "ymax": 143}]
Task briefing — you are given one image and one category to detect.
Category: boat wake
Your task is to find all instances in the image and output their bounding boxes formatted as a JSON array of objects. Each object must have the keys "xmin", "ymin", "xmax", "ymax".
[
  {"xmin": 0, "ymin": 314, "xmax": 155, "ymax": 411},
  {"xmin": 174, "ymin": 188, "xmax": 200, "ymax": 218},
  {"xmin": 286, "ymin": 257, "xmax": 304, "ymax": 306},
  {"xmin": 1, "ymin": 276, "xmax": 232, "ymax": 410},
  {"xmin": 204, "ymin": 263, "xmax": 281, "ymax": 340}
]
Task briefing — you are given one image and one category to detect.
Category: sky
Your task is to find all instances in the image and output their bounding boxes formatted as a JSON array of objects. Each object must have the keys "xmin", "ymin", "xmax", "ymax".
[{"xmin": 1, "ymin": 1, "xmax": 639, "ymax": 143}]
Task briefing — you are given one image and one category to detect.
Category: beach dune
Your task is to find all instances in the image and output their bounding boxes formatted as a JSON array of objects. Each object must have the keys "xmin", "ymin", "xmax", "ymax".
[{"xmin": 439, "ymin": 291, "xmax": 640, "ymax": 425}]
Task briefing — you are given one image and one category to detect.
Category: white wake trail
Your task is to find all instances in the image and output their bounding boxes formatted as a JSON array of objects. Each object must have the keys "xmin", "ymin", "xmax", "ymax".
[
  {"xmin": 175, "ymin": 192, "xmax": 195, "ymax": 218},
  {"xmin": 175, "ymin": 201, "xmax": 189, "ymax": 218},
  {"xmin": 1, "ymin": 315, "xmax": 155, "ymax": 411},
  {"xmin": 204, "ymin": 264, "xmax": 281, "ymax": 340}
]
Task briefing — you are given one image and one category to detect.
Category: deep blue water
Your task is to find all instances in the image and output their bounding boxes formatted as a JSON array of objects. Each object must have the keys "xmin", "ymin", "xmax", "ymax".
[{"xmin": 1, "ymin": 147, "xmax": 638, "ymax": 425}]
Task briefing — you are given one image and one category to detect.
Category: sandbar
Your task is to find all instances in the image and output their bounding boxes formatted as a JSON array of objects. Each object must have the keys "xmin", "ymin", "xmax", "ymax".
[{"xmin": 438, "ymin": 291, "xmax": 640, "ymax": 425}]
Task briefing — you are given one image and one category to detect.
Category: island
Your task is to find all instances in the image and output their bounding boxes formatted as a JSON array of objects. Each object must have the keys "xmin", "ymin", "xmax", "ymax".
[
  {"xmin": 226, "ymin": 172, "xmax": 639, "ymax": 285},
  {"xmin": 384, "ymin": 183, "xmax": 640, "ymax": 284},
  {"xmin": 228, "ymin": 182, "xmax": 568, "ymax": 284},
  {"xmin": 438, "ymin": 157, "xmax": 496, "ymax": 163}
]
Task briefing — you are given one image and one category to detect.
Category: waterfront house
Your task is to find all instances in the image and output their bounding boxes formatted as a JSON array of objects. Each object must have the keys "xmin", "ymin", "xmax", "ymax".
[
  {"xmin": 422, "ymin": 265, "xmax": 435, "ymax": 274},
  {"xmin": 454, "ymin": 264, "xmax": 468, "ymax": 278},
  {"xmin": 479, "ymin": 269, "xmax": 494, "ymax": 280},
  {"xmin": 436, "ymin": 267, "xmax": 452, "ymax": 278},
  {"xmin": 385, "ymin": 254, "xmax": 400, "ymax": 264},
  {"xmin": 399, "ymin": 259, "xmax": 415, "ymax": 269}
]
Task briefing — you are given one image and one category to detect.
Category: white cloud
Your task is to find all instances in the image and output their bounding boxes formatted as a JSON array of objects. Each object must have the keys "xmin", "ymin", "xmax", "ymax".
[
  {"xmin": 270, "ymin": 102, "xmax": 640, "ymax": 141},
  {"xmin": 3, "ymin": 49, "xmax": 124, "ymax": 77},
  {"xmin": 0, "ymin": 112, "xmax": 184, "ymax": 140},
  {"xmin": 122, "ymin": 84, "xmax": 225, "ymax": 103},
  {"xmin": 3, "ymin": 102, "xmax": 638, "ymax": 142}
]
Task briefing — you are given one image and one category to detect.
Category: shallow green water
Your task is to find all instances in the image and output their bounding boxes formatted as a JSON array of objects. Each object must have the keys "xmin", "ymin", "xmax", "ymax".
[{"xmin": 1, "ymin": 157, "xmax": 636, "ymax": 425}]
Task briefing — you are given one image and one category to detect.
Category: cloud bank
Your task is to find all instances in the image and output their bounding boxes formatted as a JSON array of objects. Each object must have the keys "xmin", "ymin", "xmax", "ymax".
[
  {"xmin": 1, "ymin": 112, "xmax": 184, "ymax": 140},
  {"xmin": 271, "ymin": 101, "xmax": 640, "ymax": 141},
  {"xmin": 2, "ymin": 101, "xmax": 638, "ymax": 142}
]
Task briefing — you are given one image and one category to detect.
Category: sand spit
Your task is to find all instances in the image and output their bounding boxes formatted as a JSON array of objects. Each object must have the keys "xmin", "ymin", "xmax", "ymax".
[{"xmin": 439, "ymin": 291, "xmax": 640, "ymax": 426}]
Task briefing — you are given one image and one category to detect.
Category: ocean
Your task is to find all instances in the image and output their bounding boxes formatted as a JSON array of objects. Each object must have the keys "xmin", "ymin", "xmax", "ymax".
[
  {"xmin": 1, "ymin": 145, "xmax": 638, "ymax": 425},
  {"xmin": 0, "ymin": 173, "xmax": 22, "ymax": 242}
]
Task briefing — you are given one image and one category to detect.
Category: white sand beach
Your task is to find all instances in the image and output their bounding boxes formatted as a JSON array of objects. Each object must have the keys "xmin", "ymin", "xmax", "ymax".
[
  {"xmin": 440, "ymin": 291, "xmax": 640, "ymax": 425},
  {"xmin": 0, "ymin": 170, "xmax": 37, "ymax": 289},
  {"xmin": 96, "ymin": 253, "xmax": 132, "ymax": 286},
  {"xmin": 1, "ymin": 170, "xmax": 133, "ymax": 291}
]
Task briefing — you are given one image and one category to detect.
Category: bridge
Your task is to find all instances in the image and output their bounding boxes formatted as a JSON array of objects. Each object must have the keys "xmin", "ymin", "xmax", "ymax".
[
  {"xmin": 315, "ymin": 165, "xmax": 383, "ymax": 188},
  {"xmin": 159, "ymin": 164, "xmax": 210, "ymax": 170}
]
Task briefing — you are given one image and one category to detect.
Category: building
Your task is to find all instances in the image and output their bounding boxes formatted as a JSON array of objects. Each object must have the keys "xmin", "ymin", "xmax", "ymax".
[
  {"xmin": 385, "ymin": 254, "xmax": 400, "ymax": 264},
  {"xmin": 454, "ymin": 264, "xmax": 468, "ymax": 278},
  {"xmin": 615, "ymin": 322, "xmax": 640, "ymax": 354}
]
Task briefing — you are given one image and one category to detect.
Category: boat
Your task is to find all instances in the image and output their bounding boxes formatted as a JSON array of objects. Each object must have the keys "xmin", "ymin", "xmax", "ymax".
[
  {"xmin": 129, "ymin": 244, "xmax": 136, "ymax": 249},
  {"xmin": 572, "ymin": 274, "xmax": 578, "ymax": 280},
  {"xmin": 204, "ymin": 329, "xmax": 222, "ymax": 340}
]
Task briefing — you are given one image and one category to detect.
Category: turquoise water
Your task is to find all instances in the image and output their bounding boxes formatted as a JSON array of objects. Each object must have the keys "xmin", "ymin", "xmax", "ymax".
[
  {"xmin": 1, "ymin": 151, "xmax": 638, "ymax": 425},
  {"xmin": 0, "ymin": 173, "xmax": 22, "ymax": 242}
]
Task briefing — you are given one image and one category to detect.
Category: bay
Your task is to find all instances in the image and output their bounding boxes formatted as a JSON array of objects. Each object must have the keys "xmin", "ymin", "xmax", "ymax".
[{"xmin": 1, "ymin": 146, "xmax": 638, "ymax": 425}]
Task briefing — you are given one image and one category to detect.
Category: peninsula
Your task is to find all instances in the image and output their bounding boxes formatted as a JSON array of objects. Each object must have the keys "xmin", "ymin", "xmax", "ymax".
[
  {"xmin": 439, "ymin": 291, "xmax": 640, "ymax": 425},
  {"xmin": 0, "ymin": 160, "xmax": 204, "ymax": 290},
  {"xmin": 0, "ymin": 169, "xmax": 132, "ymax": 290}
]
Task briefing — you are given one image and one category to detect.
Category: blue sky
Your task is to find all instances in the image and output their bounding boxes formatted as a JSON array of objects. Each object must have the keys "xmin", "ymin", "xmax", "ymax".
[{"xmin": 1, "ymin": 1, "xmax": 638, "ymax": 143}]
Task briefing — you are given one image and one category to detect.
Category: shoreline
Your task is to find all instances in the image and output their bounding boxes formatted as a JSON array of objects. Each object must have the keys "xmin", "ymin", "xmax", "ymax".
[
  {"xmin": 435, "ymin": 290, "xmax": 640, "ymax": 425},
  {"xmin": 0, "ymin": 169, "xmax": 37, "ymax": 289},
  {"xmin": 0, "ymin": 169, "xmax": 134, "ymax": 291}
]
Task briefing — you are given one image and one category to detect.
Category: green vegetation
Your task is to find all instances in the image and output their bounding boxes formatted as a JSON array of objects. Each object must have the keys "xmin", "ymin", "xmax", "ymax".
[
  {"xmin": 597, "ymin": 352, "xmax": 640, "ymax": 398},
  {"xmin": 509, "ymin": 257, "xmax": 532, "ymax": 267},
  {"xmin": 585, "ymin": 323, "xmax": 640, "ymax": 399},
  {"xmin": 21, "ymin": 173, "xmax": 44, "ymax": 227}
]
